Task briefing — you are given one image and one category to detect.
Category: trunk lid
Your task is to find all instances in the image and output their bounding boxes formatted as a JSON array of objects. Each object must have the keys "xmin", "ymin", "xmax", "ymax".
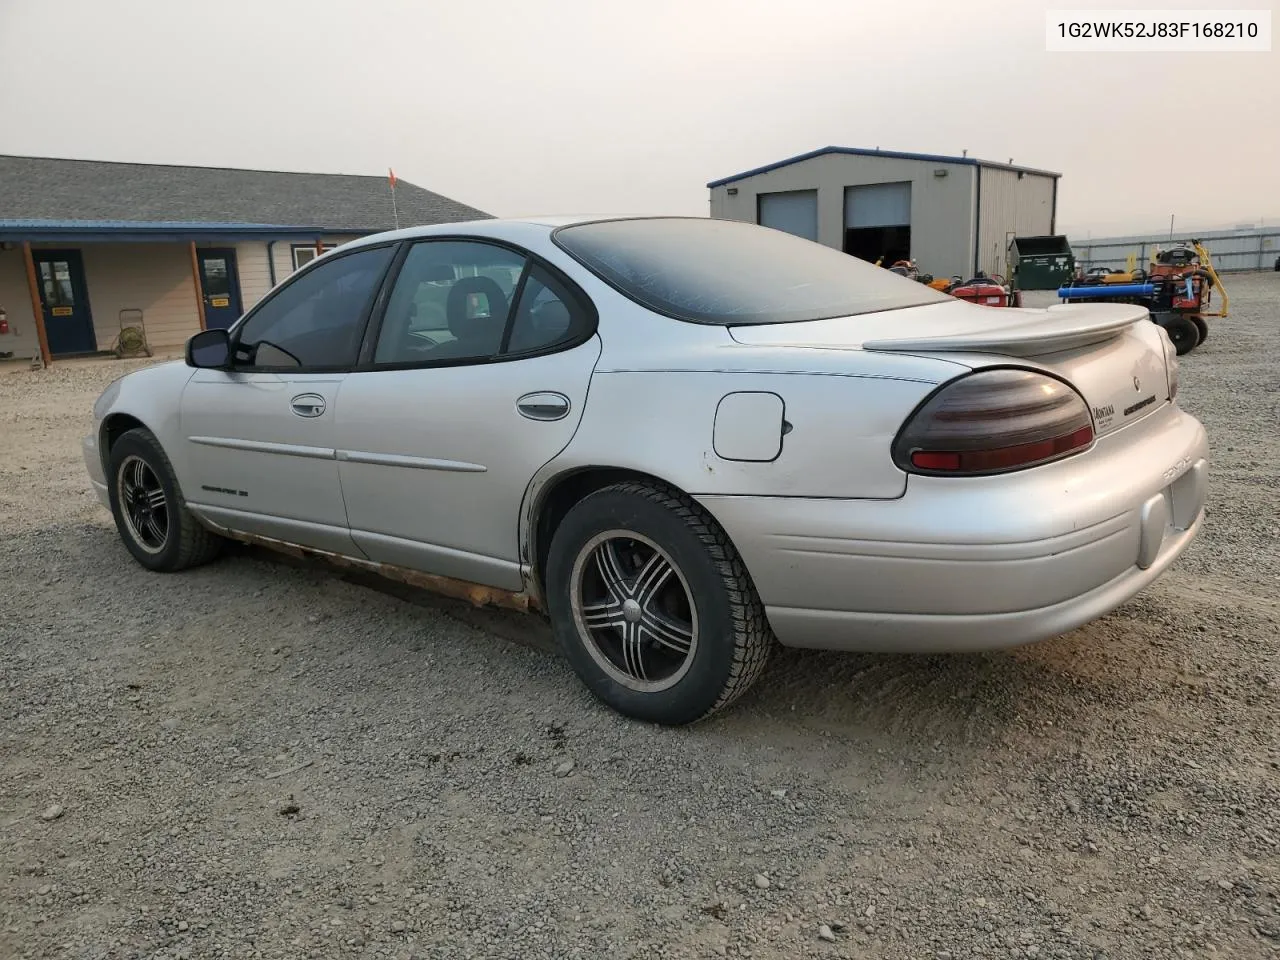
[{"xmin": 727, "ymin": 299, "xmax": 1172, "ymax": 438}]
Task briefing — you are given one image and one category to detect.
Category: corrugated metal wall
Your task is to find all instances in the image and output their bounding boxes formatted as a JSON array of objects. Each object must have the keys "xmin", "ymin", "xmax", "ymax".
[
  {"xmin": 975, "ymin": 169, "xmax": 1056, "ymax": 279},
  {"xmin": 757, "ymin": 189, "xmax": 819, "ymax": 240},
  {"xmin": 708, "ymin": 154, "xmax": 1062, "ymax": 280},
  {"xmin": 1068, "ymin": 227, "xmax": 1279, "ymax": 273}
]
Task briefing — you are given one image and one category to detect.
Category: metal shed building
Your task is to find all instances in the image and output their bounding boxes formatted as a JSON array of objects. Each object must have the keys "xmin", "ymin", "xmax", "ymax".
[{"xmin": 707, "ymin": 146, "xmax": 1061, "ymax": 281}]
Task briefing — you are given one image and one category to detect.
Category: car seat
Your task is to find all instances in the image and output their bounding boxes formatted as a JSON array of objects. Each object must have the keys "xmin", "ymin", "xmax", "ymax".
[{"xmin": 426, "ymin": 276, "xmax": 510, "ymax": 360}]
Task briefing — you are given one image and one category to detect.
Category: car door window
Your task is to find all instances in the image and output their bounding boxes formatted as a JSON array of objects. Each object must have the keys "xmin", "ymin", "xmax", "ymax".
[
  {"xmin": 234, "ymin": 245, "xmax": 395, "ymax": 370},
  {"xmin": 374, "ymin": 241, "xmax": 526, "ymax": 365},
  {"xmin": 375, "ymin": 241, "xmax": 592, "ymax": 366}
]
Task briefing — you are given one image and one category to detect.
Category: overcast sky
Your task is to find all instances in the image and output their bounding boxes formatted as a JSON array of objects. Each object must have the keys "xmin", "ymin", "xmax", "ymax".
[{"xmin": 1, "ymin": 0, "xmax": 1275, "ymax": 237}]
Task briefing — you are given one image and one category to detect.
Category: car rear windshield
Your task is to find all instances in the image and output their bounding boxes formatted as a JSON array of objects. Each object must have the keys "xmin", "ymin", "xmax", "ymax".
[{"xmin": 552, "ymin": 217, "xmax": 952, "ymax": 325}]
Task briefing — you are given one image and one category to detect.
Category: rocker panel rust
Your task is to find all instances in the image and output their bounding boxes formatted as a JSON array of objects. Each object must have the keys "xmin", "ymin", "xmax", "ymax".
[{"xmin": 216, "ymin": 528, "xmax": 539, "ymax": 614}]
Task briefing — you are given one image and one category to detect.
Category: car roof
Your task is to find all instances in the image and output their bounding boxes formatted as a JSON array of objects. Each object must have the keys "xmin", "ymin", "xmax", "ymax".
[
  {"xmin": 336, "ymin": 214, "xmax": 705, "ymax": 251},
  {"xmin": 505, "ymin": 214, "xmax": 618, "ymax": 227}
]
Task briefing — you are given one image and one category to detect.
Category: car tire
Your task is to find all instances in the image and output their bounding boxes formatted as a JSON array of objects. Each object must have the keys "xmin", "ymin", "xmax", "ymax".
[
  {"xmin": 1161, "ymin": 315, "xmax": 1200, "ymax": 355},
  {"xmin": 545, "ymin": 480, "xmax": 774, "ymax": 725},
  {"xmin": 107, "ymin": 427, "xmax": 223, "ymax": 572}
]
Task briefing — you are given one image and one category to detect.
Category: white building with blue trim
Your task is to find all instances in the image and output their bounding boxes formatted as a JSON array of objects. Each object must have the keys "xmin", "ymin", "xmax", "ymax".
[{"xmin": 0, "ymin": 155, "xmax": 489, "ymax": 363}]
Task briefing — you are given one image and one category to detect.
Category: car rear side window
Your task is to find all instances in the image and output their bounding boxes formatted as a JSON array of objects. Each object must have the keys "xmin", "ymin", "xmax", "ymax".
[
  {"xmin": 504, "ymin": 265, "xmax": 584, "ymax": 355},
  {"xmin": 235, "ymin": 245, "xmax": 395, "ymax": 369},
  {"xmin": 553, "ymin": 216, "xmax": 951, "ymax": 325}
]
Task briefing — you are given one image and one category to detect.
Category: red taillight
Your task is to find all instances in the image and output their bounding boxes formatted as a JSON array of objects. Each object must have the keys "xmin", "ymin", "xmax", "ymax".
[
  {"xmin": 894, "ymin": 369, "xmax": 1095, "ymax": 476},
  {"xmin": 910, "ymin": 451, "xmax": 962, "ymax": 470}
]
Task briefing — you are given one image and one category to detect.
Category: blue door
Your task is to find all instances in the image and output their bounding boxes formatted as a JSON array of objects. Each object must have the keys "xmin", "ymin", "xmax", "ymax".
[
  {"xmin": 197, "ymin": 248, "xmax": 244, "ymax": 329},
  {"xmin": 33, "ymin": 250, "xmax": 97, "ymax": 356}
]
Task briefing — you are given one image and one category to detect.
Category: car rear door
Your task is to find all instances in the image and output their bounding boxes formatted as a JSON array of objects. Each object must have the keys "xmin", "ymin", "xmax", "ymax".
[
  {"xmin": 180, "ymin": 243, "xmax": 398, "ymax": 555},
  {"xmin": 334, "ymin": 238, "xmax": 601, "ymax": 591}
]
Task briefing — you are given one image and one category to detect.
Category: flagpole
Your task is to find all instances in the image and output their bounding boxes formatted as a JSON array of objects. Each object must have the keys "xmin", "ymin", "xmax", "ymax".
[{"xmin": 388, "ymin": 167, "xmax": 401, "ymax": 229}]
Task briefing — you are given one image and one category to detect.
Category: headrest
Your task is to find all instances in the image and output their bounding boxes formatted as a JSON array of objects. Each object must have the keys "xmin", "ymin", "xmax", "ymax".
[{"xmin": 445, "ymin": 276, "xmax": 509, "ymax": 341}]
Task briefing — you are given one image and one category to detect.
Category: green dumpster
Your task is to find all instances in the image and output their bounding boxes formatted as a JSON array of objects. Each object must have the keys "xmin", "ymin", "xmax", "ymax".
[{"xmin": 1009, "ymin": 235, "xmax": 1076, "ymax": 291}]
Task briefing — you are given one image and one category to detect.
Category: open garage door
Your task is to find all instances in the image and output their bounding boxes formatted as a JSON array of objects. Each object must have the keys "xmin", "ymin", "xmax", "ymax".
[
  {"xmin": 843, "ymin": 182, "xmax": 911, "ymax": 265},
  {"xmin": 757, "ymin": 190, "xmax": 818, "ymax": 242}
]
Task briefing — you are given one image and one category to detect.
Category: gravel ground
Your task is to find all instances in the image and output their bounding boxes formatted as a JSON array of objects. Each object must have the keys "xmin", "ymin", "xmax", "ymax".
[{"xmin": 2, "ymin": 273, "xmax": 1278, "ymax": 960}]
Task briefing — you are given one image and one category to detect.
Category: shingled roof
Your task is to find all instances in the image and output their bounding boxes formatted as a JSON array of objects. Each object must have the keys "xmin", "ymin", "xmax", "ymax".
[{"xmin": 0, "ymin": 154, "xmax": 492, "ymax": 231}]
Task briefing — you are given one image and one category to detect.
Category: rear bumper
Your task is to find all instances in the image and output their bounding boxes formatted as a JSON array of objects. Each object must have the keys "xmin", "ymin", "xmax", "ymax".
[
  {"xmin": 696, "ymin": 402, "xmax": 1208, "ymax": 653},
  {"xmin": 83, "ymin": 434, "xmax": 110, "ymax": 509}
]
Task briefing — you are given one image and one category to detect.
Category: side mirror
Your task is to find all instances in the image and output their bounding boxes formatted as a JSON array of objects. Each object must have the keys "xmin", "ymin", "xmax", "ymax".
[{"xmin": 186, "ymin": 328, "xmax": 231, "ymax": 369}]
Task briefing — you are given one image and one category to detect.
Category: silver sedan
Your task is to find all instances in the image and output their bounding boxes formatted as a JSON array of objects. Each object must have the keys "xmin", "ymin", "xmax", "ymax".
[{"xmin": 84, "ymin": 216, "xmax": 1209, "ymax": 725}]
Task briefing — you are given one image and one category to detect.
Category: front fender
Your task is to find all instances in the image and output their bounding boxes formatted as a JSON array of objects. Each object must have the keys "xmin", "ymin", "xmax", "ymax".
[{"xmin": 90, "ymin": 360, "xmax": 196, "ymax": 483}]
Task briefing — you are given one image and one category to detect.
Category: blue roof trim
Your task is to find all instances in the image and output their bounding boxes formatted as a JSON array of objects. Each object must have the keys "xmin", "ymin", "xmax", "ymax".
[
  {"xmin": 706, "ymin": 146, "xmax": 1062, "ymax": 188},
  {"xmin": 1, "ymin": 218, "xmax": 312, "ymax": 229},
  {"xmin": 0, "ymin": 218, "xmax": 374, "ymax": 242}
]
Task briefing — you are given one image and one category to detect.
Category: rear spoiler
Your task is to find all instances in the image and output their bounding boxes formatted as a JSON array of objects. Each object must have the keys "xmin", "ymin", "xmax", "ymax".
[{"xmin": 861, "ymin": 303, "xmax": 1150, "ymax": 357}]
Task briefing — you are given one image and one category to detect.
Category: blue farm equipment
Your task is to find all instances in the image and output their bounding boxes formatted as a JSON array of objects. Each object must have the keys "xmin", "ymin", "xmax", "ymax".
[{"xmin": 1057, "ymin": 241, "xmax": 1227, "ymax": 356}]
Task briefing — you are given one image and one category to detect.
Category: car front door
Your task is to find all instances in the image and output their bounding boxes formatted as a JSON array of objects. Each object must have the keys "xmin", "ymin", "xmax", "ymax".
[
  {"xmin": 179, "ymin": 243, "xmax": 398, "ymax": 554},
  {"xmin": 334, "ymin": 239, "xmax": 601, "ymax": 591}
]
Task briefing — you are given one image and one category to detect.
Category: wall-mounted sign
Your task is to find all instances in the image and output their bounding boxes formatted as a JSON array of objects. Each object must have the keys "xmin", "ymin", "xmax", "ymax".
[
  {"xmin": 210, "ymin": 297, "xmax": 230, "ymax": 308},
  {"xmin": 51, "ymin": 306, "xmax": 73, "ymax": 316}
]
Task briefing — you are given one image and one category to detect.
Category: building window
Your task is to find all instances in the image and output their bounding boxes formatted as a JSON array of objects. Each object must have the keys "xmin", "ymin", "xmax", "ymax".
[{"xmin": 291, "ymin": 243, "xmax": 338, "ymax": 271}]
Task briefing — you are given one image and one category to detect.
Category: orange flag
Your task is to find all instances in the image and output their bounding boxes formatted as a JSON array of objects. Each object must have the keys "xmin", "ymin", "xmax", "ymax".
[{"xmin": 388, "ymin": 168, "xmax": 397, "ymax": 189}]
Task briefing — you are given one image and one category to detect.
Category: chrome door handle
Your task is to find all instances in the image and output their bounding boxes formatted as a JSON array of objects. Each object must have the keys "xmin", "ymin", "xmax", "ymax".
[
  {"xmin": 290, "ymin": 393, "xmax": 327, "ymax": 418},
  {"xmin": 516, "ymin": 392, "xmax": 570, "ymax": 421}
]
